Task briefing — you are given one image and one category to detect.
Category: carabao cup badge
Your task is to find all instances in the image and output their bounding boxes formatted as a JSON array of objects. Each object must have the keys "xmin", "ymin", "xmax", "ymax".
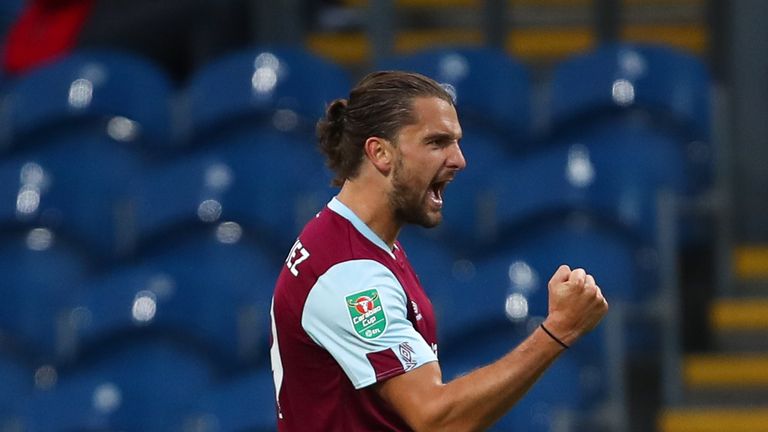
[{"xmin": 346, "ymin": 289, "xmax": 387, "ymax": 339}]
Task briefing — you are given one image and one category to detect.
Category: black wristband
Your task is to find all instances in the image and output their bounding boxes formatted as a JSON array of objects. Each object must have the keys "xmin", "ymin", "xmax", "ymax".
[{"xmin": 540, "ymin": 323, "xmax": 569, "ymax": 349}]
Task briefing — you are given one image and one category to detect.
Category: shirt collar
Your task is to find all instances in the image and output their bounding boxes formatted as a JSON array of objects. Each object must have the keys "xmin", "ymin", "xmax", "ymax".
[{"xmin": 327, "ymin": 197, "xmax": 396, "ymax": 259}]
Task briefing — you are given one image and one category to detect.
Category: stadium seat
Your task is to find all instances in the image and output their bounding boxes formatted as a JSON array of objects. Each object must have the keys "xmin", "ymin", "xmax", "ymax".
[
  {"xmin": 432, "ymin": 128, "xmax": 516, "ymax": 248},
  {"xmin": 184, "ymin": 369, "xmax": 277, "ymax": 432},
  {"xmin": 132, "ymin": 129, "xmax": 335, "ymax": 254},
  {"xmin": 490, "ymin": 123, "xmax": 691, "ymax": 245},
  {"xmin": 0, "ymin": 50, "xmax": 173, "ymax": 259},
  {"xmin": 0, "ymin": 139, "xmax": 144, "ymax": 260},
  {"xmin": 479, "ymin": 214, "xmax": 646, "ymax": 312},
  {"xmin": 498, "ymin": 355, "xmax": 605, "ymax": 432},
  {"xmin": 181, "ymin": 45, "xmax": 351, "ymax": 144},
  {"xmin": 20, "ymin": 341, "xmax": 213, "ymax": 432},
  {"xmin": 397, "ymin": 227, "xmax": 475, "ymax": 343},
  {"xmin": 548, "ymin": 43, "xmax": 714, "ymax": 189},
  {"xmin": 0, "ymin": 228, "xmax": 90, "ymax": 362},
  {"xmin": 549, "ymin": 42, "xmax": 711, "ymax": 141},
  {"xmin": 0, "ymin": 351, "xmax": 30, "ymax": 426},
  {"xmin": 70, "ymin": 229, "xmax": 279, "ymax": 367},
  {"xmin": 1, "ymin": 49, "xmax": 173, "ymax": 152},
  {"xmin": 377, "ymin": 46, "xmax": 532, "ymax": 145}
]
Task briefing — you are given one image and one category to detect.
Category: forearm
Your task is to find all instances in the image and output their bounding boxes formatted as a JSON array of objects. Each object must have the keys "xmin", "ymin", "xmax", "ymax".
[
  {"xmin": 442, "ymin": 327, "xmax": 563, "ymax": 429},
  {"xmin": 415, "ymin": 326, "xmax": 566, "ymax": 432}
]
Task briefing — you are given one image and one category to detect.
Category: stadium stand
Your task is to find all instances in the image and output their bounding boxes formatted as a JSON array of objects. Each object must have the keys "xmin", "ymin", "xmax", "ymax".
[
  {"xmin": 70, "ymin": 230, "xmax": 278, "ymax": 368},
  {"xmin": 548, "ymin": 43, "xmax": 714, "ymax": 189},
  {"xmin": 179, "ymin": 46, "xmax": 351, "ymax": 146},
  {"xmin": 0, "ymin": 350, "xmax": 30, "ymax": 428},
  {"xmin": 0, "ymin": 228, "xmax": 89, "ymax": 363},
  {"xmin": 549, "ymin": 43, "xmax": 711, "ymax": 141},
  {"xmin": 0, "ymin": 51, "xmax": 173, "ymax": 261},
  {"xmin": 0, "ymin": 50, "xmax": 172, "ymax": 152},
  {"xmin": 184, "ymin": 369, "xmax": 277, "ymax": 432},
  {"xmin": 493, "ymin": 124, "xmax": 691, "ymax": 241},
  {"xmin": 131, "ymin": 129, "xmax": 336, "ymax": 254},
  {"xmin": 20, "ymin": 341, "xmax": 213, "ymax": 432}
]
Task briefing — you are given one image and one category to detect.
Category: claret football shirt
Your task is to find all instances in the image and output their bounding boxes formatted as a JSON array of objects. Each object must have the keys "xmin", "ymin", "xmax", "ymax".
[{"xmin": 270, "ymin": 197, "xmax": 439, "ymax": 431}]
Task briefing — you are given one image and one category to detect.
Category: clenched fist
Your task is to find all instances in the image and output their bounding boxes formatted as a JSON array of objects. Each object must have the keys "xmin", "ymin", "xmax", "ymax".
[{"xmin": 541, "ymin": 265, "xmax": 609, "ymax": 347}]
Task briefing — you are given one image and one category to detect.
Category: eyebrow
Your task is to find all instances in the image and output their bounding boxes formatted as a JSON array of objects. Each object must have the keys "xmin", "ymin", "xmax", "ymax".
[{"xmin": 422, "ymin": 132, "xmax": 462, "ymax": 143}]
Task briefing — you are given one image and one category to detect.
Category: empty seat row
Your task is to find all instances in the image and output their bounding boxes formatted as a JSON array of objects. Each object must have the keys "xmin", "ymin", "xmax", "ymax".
[
  {"xmin": 1, "ymin": 342, "xmax": 276, "ymax": 432},
  {"xmin": 0, "ymin": 43, "xmax": 713, "ymax": 163},
  {"xmin": 0, "ymin": 119, "xmax": 697, "ymax": 265}
]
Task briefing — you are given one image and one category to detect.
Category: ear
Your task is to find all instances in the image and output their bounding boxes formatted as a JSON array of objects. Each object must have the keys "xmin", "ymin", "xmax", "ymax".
[{"xmin": 363, "ymin": 136, "xmax": 394, "ymax": 175}]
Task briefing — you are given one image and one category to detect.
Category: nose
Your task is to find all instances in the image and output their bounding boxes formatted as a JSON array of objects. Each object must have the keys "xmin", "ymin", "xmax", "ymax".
[{"xmin": 447, "ymin": 142, "xmax": 467, "ymax": 171}]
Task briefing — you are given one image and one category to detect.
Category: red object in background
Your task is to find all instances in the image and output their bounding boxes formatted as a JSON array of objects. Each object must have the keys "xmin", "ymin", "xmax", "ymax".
[{"xmin": 3, "ymin": 0, "xmax": 95, "ymax": 75}]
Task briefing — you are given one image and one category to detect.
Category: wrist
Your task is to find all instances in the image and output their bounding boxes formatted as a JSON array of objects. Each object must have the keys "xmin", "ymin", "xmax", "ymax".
[
  {"xmin": 541, "ymin": 316, "xmax": 579, "ymax": 347},
  {"xmin": 539, "ymin": 323, "xmax": 569, "ymax": 349}
]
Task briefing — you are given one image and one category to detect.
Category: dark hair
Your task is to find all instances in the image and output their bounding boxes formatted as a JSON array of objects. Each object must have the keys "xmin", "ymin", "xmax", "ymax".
[{"xmin": 317, "ymin": 70, "xmax": 455, "ymax": 187}]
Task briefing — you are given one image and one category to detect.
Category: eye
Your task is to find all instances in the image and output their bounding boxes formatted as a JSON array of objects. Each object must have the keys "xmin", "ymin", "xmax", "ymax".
[{"xmin": 428, "ymin": 139, "xmax": 448, "ymax": 148}]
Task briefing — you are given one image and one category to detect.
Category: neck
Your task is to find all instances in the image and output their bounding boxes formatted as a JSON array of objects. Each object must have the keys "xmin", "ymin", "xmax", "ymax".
[{"xmin": 335, "ymin": 180, "xmax": 401, "ymax": 248}]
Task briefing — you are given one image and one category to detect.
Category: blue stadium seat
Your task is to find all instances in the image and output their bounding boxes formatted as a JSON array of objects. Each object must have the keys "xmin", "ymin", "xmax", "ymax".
[
  {"xmin": 377, "ymin": 46, "xmax": 532, "ymax": 145},
  {"xmin": 70, "ymin": 230, "xmax": 279, "ymax": 367},
  {"xmin": 185, "ymin": 370, "xmax": 277, "ymax": 432},
  {"xmin": 548, "ymin": 43, "xmax": 713, "ymax": 189},
  {"xmin": 0, "ymin": 352, "xmax": 31, "ymax": 425},
  {"xmin": 491, "ymin": 124, "xmax": 691, "ymax": 243},
  {"xmin": 499, "ymin": 355, "xmax": 604, "ymax": 432},
  {"xmin": 433, "ymin": 129, "xmax": 515, "ymax": 248},
  {"xmin": 478, "ymin": 215, "xmax": 646, "ymax": 312},
  {"xmin": 0, "ymin": 228, "xmax": 90, "ymax": 362},
  {"xmin": 20, "ymin": 341, "xmax": 213, "ymax": 432},
  {"xmin": 0, "ymin": 140, "xmax": 144, "ymax": 260},
  {"xmin": 397, "ymin": 228, "xmax": 475, "ymax": 343},
  {"xmin": 549, "ymin": 43, "xmax": 711, "ymax": 141},
  {"xmin": 181, "ymin": 45, "xmax": 351, "ymax": 144},
  {"xmin": 0, "ymin": 50, "xmax": 172, "ymax": 259},
  {"xmin": 132, "ymin": 129, "xmax": 335, "ymax": 253},
  {"xmin": 1, "ymin": 49, "xmax": 173, "ymax": 152}
]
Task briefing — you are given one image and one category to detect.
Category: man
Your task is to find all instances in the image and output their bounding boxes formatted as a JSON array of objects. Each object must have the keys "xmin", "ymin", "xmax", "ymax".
[{"xmin": 270, "ymin": 71, "xmax": 608, "ymax": 431}]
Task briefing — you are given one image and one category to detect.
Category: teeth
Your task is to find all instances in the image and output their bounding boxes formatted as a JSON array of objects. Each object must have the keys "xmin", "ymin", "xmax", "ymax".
[{"xmin": 430, "ymin": 183, "xmax": 443, "ymax": 205}]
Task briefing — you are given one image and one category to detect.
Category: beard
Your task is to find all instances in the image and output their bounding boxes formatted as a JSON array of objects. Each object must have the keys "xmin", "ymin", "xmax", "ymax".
[{"xmin": 389, "ymin": 157, "xmax": 442, "ymax": 228}]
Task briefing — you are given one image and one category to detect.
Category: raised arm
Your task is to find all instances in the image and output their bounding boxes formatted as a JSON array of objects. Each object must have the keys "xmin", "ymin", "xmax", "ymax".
[{"xmin": 376, "ymin": 265, "xmax": 608, "ymax": 432}]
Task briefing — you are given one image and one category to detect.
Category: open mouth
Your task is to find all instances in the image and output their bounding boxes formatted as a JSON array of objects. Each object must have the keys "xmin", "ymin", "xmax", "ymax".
[{"xmin": 428, "ymin": 180, "xmax": 448, "ymax": 207}]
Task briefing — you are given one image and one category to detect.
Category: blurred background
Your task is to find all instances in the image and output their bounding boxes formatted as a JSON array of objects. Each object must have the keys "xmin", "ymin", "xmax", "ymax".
[{"xmin": 0, "ymin": 0, "xmax": 766, "ymax": 431}]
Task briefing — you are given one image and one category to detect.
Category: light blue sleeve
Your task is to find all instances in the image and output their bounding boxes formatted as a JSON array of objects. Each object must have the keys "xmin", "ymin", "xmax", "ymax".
[{"xmin": 302, "ymin": 259, "xmax": 438, "ymax": 389}]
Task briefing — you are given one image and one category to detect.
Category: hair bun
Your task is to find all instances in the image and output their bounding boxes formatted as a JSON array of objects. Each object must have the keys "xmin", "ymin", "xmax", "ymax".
[{"xmin": 326, "ymin": 98, "xmax": 348, "ymax": 125}]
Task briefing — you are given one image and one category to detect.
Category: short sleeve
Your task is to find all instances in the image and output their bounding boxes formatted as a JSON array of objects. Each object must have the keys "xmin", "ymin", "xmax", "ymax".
[{"xmin": 301, "ymin": 259, "xmax": 438, "ymax": 389}]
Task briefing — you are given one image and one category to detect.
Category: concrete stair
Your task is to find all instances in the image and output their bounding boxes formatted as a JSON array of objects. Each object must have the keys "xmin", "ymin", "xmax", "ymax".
[
  {"xmin": 658, "ymin": 245, "xmax": 768, "ymax": 432},
  {"xmin": 659, "ymin": 407, "xmax": 768, "ymax": 432}
]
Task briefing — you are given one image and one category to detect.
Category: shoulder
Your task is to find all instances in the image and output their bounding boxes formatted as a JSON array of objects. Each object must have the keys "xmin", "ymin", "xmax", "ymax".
[
  {"xmin": 303, "ymin": 258, "xmax": 409, "ymax": 345},
  {"xmin": 295, "ymin": 207, "xmax": 393, "ymax": 277}
]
